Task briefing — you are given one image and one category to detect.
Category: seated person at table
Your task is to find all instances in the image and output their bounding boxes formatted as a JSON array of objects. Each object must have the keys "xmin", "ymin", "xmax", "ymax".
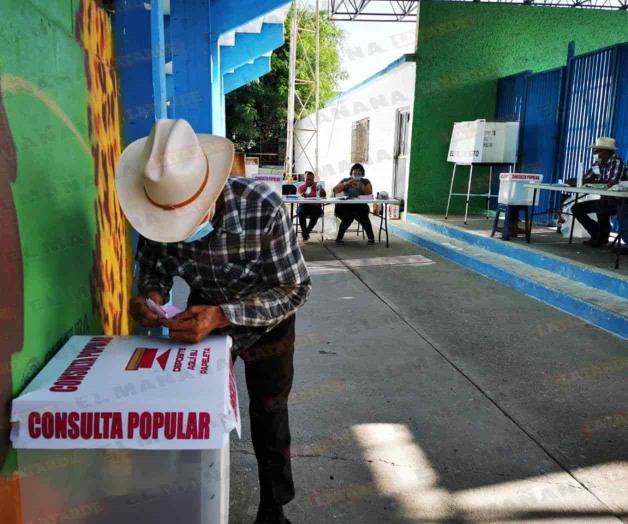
[
  {"xmin": 332, "ymin": 163, "xmax": 375, "ymax": 245},
  {"xmin": 297, "ymin": 171, "xmax": 326, "ymax": 242},
  {"xmin": 569, "ymin": 137, "xmax": 626, "ymax": 247}
]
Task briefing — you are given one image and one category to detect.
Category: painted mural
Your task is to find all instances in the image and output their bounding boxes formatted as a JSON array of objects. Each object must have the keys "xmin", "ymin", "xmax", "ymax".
[
  {"xmin": 0, "ymin": 80, "xmax": 23, "ymax": 522},
  {"xmin": 77, "ymin": 0, "xmax": 133, "ymax": 337},
  {"xmin": 0, "ymin": 1, "xmax": 131, "ymax": 520}
]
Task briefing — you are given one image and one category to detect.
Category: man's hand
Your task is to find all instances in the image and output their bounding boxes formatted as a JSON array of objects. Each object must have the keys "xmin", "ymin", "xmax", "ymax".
[
  {"xmin": 162, "ymin": 305, "xmax": 230, "ymax": 343},
  {"xmin": 130, "ymin": 291, "xmax": 165, "ymax": 327}
]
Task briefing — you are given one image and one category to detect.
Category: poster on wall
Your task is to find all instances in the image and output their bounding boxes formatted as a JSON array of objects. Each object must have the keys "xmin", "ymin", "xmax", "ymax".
[{"xmin": 448, "ymin": 120, "xmax": 519, "ymax": 164}]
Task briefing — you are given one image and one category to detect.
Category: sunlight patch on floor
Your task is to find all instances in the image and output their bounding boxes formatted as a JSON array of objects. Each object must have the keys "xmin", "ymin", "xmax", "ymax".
[{"xmin": 351, "ymin": 423, "xmax": 624, "ymax": 523}]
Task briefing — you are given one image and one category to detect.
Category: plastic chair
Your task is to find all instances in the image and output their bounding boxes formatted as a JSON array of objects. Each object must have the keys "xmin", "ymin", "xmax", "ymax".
[{"xmin": 491, "ymin": 204, "xmax": 530, "ymax": 241}]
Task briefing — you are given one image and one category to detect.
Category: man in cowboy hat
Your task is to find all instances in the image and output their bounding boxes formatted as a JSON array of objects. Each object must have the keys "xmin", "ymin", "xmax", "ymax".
[
  {"xmin": 570, "ymin": 136, "xmax": 626, "ymax": 247},
  {"xmin": 116, "ymin": 119, "xmax": 311, "ymax": 524}
]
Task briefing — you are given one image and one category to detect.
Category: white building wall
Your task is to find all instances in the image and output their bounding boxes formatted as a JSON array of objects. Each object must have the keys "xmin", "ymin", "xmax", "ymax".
[{"xmin": 295, "ymin": 61, "xmax": 415, "ymax": 196}]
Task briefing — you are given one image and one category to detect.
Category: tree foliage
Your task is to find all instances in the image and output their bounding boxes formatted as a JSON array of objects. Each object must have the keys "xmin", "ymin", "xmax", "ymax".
[{"xmin": 225, "ymin": 7, "xmax": 346, "ymax": 154}]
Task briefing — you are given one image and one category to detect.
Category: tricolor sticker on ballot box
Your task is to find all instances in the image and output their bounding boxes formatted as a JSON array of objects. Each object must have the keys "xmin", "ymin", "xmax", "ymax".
[{"xmin": 11, "ymin": 335, "xmax": 241, "ymax": 450}]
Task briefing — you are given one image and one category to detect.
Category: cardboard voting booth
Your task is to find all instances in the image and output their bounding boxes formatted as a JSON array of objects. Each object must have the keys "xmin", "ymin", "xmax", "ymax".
[
  {"xmin": 498, "ymin": 173, "xmax": 543, "ymax": 206},
  {"xmin": 448, "ymin": 120, "xmax": 519, "ymax": 164},
  {"xmin": 11, "ymin": 335, "xmax": 240, "ymax": 524}
]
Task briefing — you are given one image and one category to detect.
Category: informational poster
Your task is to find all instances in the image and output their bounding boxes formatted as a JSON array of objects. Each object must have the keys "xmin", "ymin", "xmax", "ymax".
[{"xmin": 448, "ymin": 120, "xmax": 519, "ymax": 164}]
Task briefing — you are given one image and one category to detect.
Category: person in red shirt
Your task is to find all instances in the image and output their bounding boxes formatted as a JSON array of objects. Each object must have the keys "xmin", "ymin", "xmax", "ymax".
[{"xmin": 296, "ymin": 171, "xmax": 326, "ymax": 242}]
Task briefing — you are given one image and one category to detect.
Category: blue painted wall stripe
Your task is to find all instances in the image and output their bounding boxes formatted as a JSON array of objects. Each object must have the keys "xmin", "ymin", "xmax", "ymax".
[
  {"xmin": 390, "ymin": 223, "xmax": 628, "ymax": 340},
  {"xmin": 406, "ymin": 213, "xmax": 628, "ymax": 300}
]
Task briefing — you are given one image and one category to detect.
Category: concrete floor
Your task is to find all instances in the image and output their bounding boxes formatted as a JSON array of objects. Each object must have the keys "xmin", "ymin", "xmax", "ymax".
[{"xmin": 223, "ymin": 234, "xmax": 627, "ymax": 523}]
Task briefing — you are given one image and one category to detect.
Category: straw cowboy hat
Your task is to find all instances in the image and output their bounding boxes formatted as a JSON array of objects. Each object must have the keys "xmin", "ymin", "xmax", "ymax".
[
  {"xmin": 115, "ymin": 119, "xmax": 234, "ymax": 243},
  {"xmin": 589, "ymin": 137, "xmax": 617, "ymax": 151}
]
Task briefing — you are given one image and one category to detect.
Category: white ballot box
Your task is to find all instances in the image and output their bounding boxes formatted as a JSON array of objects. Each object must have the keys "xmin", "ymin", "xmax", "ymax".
[
  {"xmin": 498, "ymin": 173, "xmax": 543, "ymax": 206},
  {"xmin": 11, "ymin": 335, "xmax": 240, "ymax": 524}
]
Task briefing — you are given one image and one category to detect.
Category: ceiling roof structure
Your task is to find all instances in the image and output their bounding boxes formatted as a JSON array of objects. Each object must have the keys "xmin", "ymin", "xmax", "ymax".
[{"xmin": 328, "ymin": 0, "xmax": 628, "ymax": 22}]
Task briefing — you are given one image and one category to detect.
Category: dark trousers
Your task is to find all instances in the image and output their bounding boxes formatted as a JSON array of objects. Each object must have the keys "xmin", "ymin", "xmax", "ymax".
[
  {"xmin": 572, "ymin": 198, "xmax": 617, "ymax": 240},
  {"xmin": 297, "ymin": 204, "xmax": 323, "ymax": 237},
  {"xmin": 185, "ymin": 292, "xmax": 296, "ymax": 507},
  {"xmin": 335, "ymin": 203, "xmax": 374, "ymax": 241},
  {"xmin": 237, "ymin": 315, "xmax": 296, "ymax": 507}
]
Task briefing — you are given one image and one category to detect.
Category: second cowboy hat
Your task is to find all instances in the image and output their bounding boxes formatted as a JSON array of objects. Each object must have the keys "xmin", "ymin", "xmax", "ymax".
[
  {"xmin": 115, "ymin": 119, "xmax": 234, "ymax": 243},
  {"xmin": 589, "ymin": 136, "xmax": 617, "ymax": 151}
]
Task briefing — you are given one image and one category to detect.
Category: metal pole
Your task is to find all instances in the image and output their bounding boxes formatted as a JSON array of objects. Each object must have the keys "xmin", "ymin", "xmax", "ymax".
[
  {"xmin": 315, "ymin": 0, "xmax": 320, "ymax": 176},
  {"xmin": 464, "ymin": 164, "xmax": 473, "ymax": 224},
  {"xmin": 445, "ymin": 163, "xmax": 457, "ymax": 219},
  {"xmin": 285, "ymin": 3, "xmax": 298, "ymax": 178},
  {"xmin": 487, "ymin": 165, "xmax": 493, "ymax": 219}
]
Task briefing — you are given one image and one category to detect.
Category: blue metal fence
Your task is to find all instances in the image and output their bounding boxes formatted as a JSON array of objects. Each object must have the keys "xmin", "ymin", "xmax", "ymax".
[
  {"xmin": 612, "ymin": 44, "xmax": 628, "ymax": 162},
  {"xmin": 558, "ymin": 45, "xmax": 619, "ymax": 182},
  {"xmin": 495, "ymin": 71, "xmax": 531, "ymax": 122},
  {"xmin": 493, "ymin": 71, "xmax": 531, "ymax": 205},
  {"xmin": 495, "ymin": 42, "xmax": 628, "ymax": 225},
  {"xmin": 520, "ymin": 68, "xmax": 564, "ymax": 222}
]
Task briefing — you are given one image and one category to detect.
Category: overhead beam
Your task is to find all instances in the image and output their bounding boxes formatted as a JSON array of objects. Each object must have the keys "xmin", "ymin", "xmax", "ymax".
[{"xmin": 329, "ymin": 0, "xmax": 628, "ymax": 19}]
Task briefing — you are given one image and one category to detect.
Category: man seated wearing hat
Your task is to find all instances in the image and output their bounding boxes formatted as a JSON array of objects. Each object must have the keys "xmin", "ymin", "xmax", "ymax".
[
  {"xmin": 570, "ymin": 137, "xmax": 626, "ymax": 247},
  {"xmin": 116, "ymin": 119, "xmax": 311, "ymax": 524}
]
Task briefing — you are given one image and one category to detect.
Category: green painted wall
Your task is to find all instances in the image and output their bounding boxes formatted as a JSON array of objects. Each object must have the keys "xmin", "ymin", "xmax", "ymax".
[
  {"xmin": 408, "ymin": 1, "xmax": 628, "ymax": 215},
  {"xmin": 0, "ymin": 0, "xmax": 99, "ymax": 474}
]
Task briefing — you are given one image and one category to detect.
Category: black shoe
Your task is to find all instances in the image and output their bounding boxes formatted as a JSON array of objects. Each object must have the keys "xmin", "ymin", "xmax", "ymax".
[
  {"xmin": 254, "ymin": 504, "xmax": 291, "ymax": 524},
  {"xmin": 302, "ymin": 232, "xmax": 310, "ymax": 242},
  {"xmin": 335, "ymin": 238, "xmax": 345, "ymax": 245},
  {"xmin": 367, "ymin": 239, "xmax": 375, "ymax": 245}
]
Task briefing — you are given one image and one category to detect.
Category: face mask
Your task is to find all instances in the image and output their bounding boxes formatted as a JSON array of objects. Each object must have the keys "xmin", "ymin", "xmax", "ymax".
[
  {"xmin": 183, "ymin": 221, "xmax": 214, "ymax": 243},
  {"xmin": 593, "ymin": 153, "xmax": 599, "ymax": 163},
  {"xmin": 183, "ymin": 204, "xmax": 216, "ymax": 243},
  {"xmin": 351, "ymin": 175, "xmax": 362, "ymax": 181}
]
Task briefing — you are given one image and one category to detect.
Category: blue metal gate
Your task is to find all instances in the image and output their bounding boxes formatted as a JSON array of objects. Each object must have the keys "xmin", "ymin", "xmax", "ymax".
[
  {"xmin": 558, "ymin": 45, "xmax": 619, "ymax": 182},
  {"xmin": 611, "ymin": 44, "xmax": 628, "ymax": 162},
  {"xmin": 493, "ymin": 71, "xmax": 531, "ymax": 206},
  {"xmin": 495, "ymin": 42, "xmax": 628, "ymax": 225},
  {"xmin": 495, "ymin": 71, "xmax": 531, "ymax": 122},
  {"xmin": 520, "ymin": 68, "xmax": 564, "ymax": 223}
]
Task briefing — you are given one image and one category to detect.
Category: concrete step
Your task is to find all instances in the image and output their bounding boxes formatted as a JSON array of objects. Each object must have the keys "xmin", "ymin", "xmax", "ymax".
[
  {"xmin": 405, "ymin": 213, "xmax": 628, "ymax": 300},
  {"xmin": 389, "ymin": 218, "xmax": 628, "ymax": 340}
]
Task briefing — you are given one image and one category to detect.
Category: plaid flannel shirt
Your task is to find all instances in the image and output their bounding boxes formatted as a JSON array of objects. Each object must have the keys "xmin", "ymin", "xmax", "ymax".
[
  {"xmin": 136, "ymin": 177, "xmax": 311, "ymax": 352},
  {"xmin": 585, "ymin": 154, "xmax": 626, "ymax": 185}
]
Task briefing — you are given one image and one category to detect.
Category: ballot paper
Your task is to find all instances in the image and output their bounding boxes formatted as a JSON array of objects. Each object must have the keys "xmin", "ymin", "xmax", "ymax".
[
  {"xmin": 11, "ymin": 335, "xmax": 240, "ymax": 450},
  {"xmin": 146, "ymin": 298, "xmax": 182, "ymax": 319}
]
